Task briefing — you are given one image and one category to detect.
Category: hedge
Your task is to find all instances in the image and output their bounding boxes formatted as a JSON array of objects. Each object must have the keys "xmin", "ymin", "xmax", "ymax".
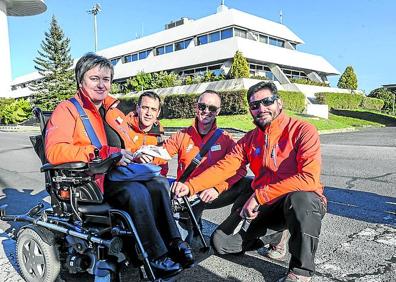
[
  {"xmin": 361, "ymin": 97, "xmax": 385, "ymax": 111},
  {"xmin": 118, "ymin": 89, "xmax": 306, "ymax": 118},
  {"xmin": 315, "ymin": 92, "xmax": 363, "ymax": 110},
  {"xmin": 278, "ymin": 91, "xmax": 305, "ymax": 113},
  {"xmin": 118, "ymin": 90, "xmax": 248, "ymax": 119}
]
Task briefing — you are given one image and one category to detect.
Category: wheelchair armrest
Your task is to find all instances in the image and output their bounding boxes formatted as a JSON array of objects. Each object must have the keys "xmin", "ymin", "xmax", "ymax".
[
  {"xmin": 41, "ymin": 162, "xmax": 87, "ymax": 172},
  {"xmin": 87, "ymin": 152, "xmax": 122, "ymax": 175}
]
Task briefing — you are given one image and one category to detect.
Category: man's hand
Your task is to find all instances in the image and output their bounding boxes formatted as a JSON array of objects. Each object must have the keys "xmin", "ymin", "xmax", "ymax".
[
  {"xmin": 240, "ymin": 193, "xmax": 260, "ymax": 220},
  {"xmin": 133, "ymin": 153, "xmax": 154, "ymax": 164},
  {"xmin": 117, "ymin": 149, "xmax": 135, "ymax": 166},
  {"xmin": 199, "ymin": 188, "xmax": 219, "ymax": 203},
  {"xmin": 170, "ymin": 181, "xmax": 190, "ymax": 198}
]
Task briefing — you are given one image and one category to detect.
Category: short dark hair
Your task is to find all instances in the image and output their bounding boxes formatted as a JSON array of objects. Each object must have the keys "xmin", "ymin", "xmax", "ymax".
[
  {"xmin": 75, "ymin": 53, "xmax": 114, "ymax": 89},
  {"xmin": 197, "ymin": 90, "xmax": 221, "ymax": 103},
  {"xmin": 138, "ymin": 91, "xmax": 161, "ymax": 107},
  {"xmin": 247, "ymin": 81, "xmax": 278, "ymax": 102}
]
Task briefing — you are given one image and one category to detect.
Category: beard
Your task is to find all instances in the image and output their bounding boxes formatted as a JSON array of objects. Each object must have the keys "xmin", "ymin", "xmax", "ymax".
[{"xmin": 252, "ymin": 112, "xmax": 273, "ymax": 130}]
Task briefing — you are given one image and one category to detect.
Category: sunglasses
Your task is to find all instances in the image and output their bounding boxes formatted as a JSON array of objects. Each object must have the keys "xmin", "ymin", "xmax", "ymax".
[
  {"xmin": 249, "ymin": 95, "xmax": 279, "ymax": 110},
  {"xmin": 197, "ymin": 103, "xmax": 219, "ymax": 112}
]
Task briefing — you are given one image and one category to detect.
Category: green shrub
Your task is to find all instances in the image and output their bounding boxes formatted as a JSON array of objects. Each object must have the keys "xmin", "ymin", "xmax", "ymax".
[
  {"xmin": 290, "ymin": 78, "xmax": 329, "ymax": 87},
  {"xmin": 337, "ymin": 66, "xmax": 358, "ymax": 90},
  {"xmin": 0, "ymin": 98, "xmax": 32, "ymax": 125},
  {"xmin": 278, "ymin": 91, "xmax": 306, "ymax": 113},
  {"xmin": 118, "ymin": 90, "xmax": 248, "ymax": 119},
  {"xmin": 361, "ymin": 97, "xmax": 384, "ymax": 111},
  {"xmin": 117, "ymin": 96, "xmax": 139, "ymax": 115},
  {"xmin": 315, "ymin": 92, "xmax": 363, "ymax": 110},
  {"xmin": 163, "ymin": 94, "xmax": 197, "ymax": 119},
  {"xmin": 368, "ymin": 87, "xmax": 395, "ymax": 114}
]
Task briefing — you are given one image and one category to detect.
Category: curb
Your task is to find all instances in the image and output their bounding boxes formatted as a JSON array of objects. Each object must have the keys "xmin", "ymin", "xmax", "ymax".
[
  {"xmin": 318, "ymin": 127, "xmax": 357, "ymax": 135},
  {"xmin": 0, "ymin": 126, "xmax": 40, "ymax": 132}
]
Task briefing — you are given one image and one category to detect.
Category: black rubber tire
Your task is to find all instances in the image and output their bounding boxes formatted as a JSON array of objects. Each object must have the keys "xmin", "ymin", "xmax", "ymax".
[{"xmin": 16, "ymin": 228, "xmax": 60, "ymax": 282}]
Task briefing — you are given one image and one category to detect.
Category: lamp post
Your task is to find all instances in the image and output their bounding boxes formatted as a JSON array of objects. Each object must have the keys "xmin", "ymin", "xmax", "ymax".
[{"xmin": 87, "ymin": 3, "xmax": 101, "ymax": 52}]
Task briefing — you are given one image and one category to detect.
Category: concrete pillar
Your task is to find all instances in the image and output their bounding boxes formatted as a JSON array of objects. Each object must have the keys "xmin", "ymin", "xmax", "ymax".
[{"xmin": 0, "ymin": 0, "xmax": 12, "ymax": 98}]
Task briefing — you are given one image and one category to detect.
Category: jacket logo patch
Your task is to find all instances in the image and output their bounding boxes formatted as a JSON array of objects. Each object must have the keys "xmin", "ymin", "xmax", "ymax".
[
  {"xmin": 133, "ymin": 135, "xmax": 139, "ymax": 143},
  {"xmin": 116, "ymin": 116, "xmax": 123, "ymax": 124},
  {"xmin": 254, "ymin": 147, "xmax": 261, "ymax": 156},
  {"xmin": 211, "ymin": 144, "xmax": 221, "ymax": 152},
  {"xmin": 186, "ymin": 144, "xmax": 193, "ymax": 153}
]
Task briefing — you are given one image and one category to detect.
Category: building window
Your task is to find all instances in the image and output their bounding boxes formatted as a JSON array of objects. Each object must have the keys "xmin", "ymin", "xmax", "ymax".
[
  {"xmin": 123, "ymin": 55, "xmax": 132, "ymax": 63},
  {"xmin": 139, "ymin": 49, "xmax": 151, "ymax": 60},
  {"xmin": 221, "ymin": 28, "xmax": 233, "ymax": 40},
  {"xmin": 208, "ymin": 31, "xmax": 220, "ymax": 43},
  {"xmin": 269, "ymin": 37, "xmax": 285, "ymax": 47},
  {"xmin": 111, "ymin": 58, "xmax": 120, "ymax": 65},
  {"xmin": 290, "ymin": 42, "xmax": 297, "ymax": 49},
  {"xmin": 197, "ymin": 34, "xmax": 208, "ymax": 45},
  {"xmin": 156, "ymin": 46, "xmax": 165, "ymax": 56},
  {"xmin": 165, "ymin": 44, "xmax": 173, "ymax": 53},
  {"xmin": 175, "ymin": 38, "xmax": 192, "ymax": 51},
  {"xmin": 259, "ymin": 34, "xmax": 268, "ymax": 44},
  {"xmin": 234, "ymin": 28, "xmax": 247, "ymax": 39}
]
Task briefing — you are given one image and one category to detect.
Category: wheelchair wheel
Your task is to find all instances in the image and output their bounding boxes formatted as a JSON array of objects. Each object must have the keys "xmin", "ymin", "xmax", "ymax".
[{"xmin": 16, "ymin": 228, "xmax": 60, "ymax": 282}]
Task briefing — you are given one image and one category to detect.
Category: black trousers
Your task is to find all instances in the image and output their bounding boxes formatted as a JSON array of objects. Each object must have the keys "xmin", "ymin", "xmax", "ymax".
[
  {"xmin": 211, "ymin": 191, "xmax": 326, "ymax": 277},
  {"xmin": 104, "ymin": 176, "xmax": 181, "ymax": 258}
]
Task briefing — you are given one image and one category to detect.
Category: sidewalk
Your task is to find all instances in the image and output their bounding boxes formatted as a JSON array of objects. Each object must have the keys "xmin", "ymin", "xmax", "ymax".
[{"xmin": 0, "ymin": 230, "xmax": 24, "ymax": 282}]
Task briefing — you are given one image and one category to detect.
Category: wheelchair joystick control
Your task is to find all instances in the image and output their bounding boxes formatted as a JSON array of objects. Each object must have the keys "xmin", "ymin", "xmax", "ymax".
[{"xmin": 92, "ymin": 148, "xmax": 102, "ymax": 163}]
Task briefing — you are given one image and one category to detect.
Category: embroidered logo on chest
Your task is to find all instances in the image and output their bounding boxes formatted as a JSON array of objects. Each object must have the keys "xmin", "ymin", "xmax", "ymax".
[
  {"xmin": 186, "ymin": 143, "xmax": 194, "ymax": 153},
  {"xmin": 254, "ymin": 147, "xmax": 261, "ymax": 156},
  {"xmin": 133, "ymin": 135, "xmax": 139, "ymax": 143}
]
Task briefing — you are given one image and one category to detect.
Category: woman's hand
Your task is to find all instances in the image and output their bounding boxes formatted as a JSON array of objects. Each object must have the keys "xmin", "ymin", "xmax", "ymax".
[
  {"xmin": 117, "ymin": 149, "xmax": 135, "ymax": 166},
  {"xmin": 170, "ymin": 181, "xmax": 190, "ymax": 198}
]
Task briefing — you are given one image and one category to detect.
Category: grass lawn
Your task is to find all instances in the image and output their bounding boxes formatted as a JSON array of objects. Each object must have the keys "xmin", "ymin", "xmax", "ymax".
[{"xmin": 161, "ymin": 110, "xmax": 396, "ymax": 132}]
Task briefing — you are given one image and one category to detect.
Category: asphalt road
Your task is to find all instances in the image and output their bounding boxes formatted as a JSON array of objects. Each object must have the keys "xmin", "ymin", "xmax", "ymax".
[{"xmin": 0, "ymin": 127, "xmax": 395, "ymax": 281}]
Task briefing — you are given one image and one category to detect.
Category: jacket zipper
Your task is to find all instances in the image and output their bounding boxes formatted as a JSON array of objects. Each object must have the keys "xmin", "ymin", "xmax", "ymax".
[{"xmin": 271, "ymin": 144, "xmax": 278, "ymax": 168}]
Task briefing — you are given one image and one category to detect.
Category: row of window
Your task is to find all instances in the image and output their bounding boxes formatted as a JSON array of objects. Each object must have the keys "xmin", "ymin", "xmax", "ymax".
[
  {"xmin": 180, "ymin": 64, "xmax": 223, "ymax": 76},
  {"xmin": 110, "ymin": 26, "xmax": 294, "ymax": 66},
  {"xmin": 282, "ymin": 68, "xmax": 307, "ymax": 80}
]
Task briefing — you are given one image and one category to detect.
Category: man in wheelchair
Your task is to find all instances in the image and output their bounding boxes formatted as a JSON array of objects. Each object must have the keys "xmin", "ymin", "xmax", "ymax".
[{"xmin": 1, "ymin": 53, "xmax": 193, "ymax": 282}]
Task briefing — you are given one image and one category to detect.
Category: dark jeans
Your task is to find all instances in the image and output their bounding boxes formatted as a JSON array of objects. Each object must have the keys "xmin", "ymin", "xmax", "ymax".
[
  {"xmin": 104, "ymin": 175, "xmax": 181, "ymax": 258},
  {"xmin": 211, "ymin": 191, "xmax": 326, "ymax": 277}
]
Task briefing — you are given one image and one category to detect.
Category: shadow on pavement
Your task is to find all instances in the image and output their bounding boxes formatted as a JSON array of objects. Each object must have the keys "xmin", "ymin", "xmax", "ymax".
[
  {"xmin": 324, "ymin": 186, "xmax": 396, "ymax": 225},
  {"xmin": 330, "ymin": 110, "xmax": 396, "ymax": 126},
  {"xmin": 0, "ymin": 187, "xmax": 49, "ymax": 234}
]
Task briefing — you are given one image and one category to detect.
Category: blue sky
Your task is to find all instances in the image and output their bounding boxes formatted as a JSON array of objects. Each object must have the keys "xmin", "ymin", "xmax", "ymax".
[{"xmin": 8, "ymin": 0, "xmax": 395, "ymax": 94}]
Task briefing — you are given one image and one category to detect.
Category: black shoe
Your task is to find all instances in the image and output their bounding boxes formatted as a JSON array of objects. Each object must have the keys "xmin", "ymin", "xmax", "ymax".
[
  {"xmin": 149, "ymin": 256, "xmax": 182, "ymax": 279},
  {"xmin": 169, "ymin": 239, "xmax": 195, "ymax": 268}
]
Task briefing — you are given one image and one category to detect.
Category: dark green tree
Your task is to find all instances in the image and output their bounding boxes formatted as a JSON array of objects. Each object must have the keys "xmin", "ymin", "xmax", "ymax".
[
  {"xmin": 369, "ymin": 87, "xmax": 395, "ymax": 114},
  {"xmin": 337, "ymin": 66, "xmax": 358, "ymax": 90},
  {"xmin": 30, "ymin": 16, "xmax": 75, "ymax": 110},
  {"xmin": 229, "ymin": 51, "xmax": 250, "ymax": 79}
]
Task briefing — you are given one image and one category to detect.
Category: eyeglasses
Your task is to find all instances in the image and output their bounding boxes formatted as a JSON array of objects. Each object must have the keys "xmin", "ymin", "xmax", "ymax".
[
  {"xmin": 197, "ymin": 103, "xmax": 219, "ymax": 112},
  {"xmin": 249, "ymin": 95, "xmax": 279, "ymax": 110}
]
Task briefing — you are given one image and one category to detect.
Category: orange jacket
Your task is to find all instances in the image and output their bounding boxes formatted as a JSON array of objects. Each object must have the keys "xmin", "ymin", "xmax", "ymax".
[
  {"xmin": 124, "ymin": 113, "xmax": 167, "ymax": 173},
  {"xmin": 45, "ymin": 90, "xmax": 135, "ymax": 191},
  {"xmin": 185, "ymin": 111, "xmax": 325, "ymax": 205},
  {"xmin": 163, "ymin": 119, "xmax": 247, "ymax": 194}
]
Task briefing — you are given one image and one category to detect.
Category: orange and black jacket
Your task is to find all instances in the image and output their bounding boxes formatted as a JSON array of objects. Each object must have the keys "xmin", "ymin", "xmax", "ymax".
[
  {"xmin": 45, "ymin": 89, "xmax": 135, "ymax": 191},
  {"xmin": 185, "ymin": 111, "xmax": 326, "ymax": 205},
  {"xmin": 124, "ymin": 113, "xmax": 167, "ymax": 172},
  {"xmin": 163, "ymin": 119, "xmax": 247, "ymax": 194}
]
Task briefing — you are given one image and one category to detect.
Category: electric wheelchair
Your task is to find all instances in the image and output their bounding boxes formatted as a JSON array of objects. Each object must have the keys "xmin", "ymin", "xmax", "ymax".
[{"xmin": 0, "ymin": 108, "xmax": 174, "ymax": 282}]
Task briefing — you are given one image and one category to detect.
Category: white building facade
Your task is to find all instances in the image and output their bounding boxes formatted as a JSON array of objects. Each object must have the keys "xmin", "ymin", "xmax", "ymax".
[{"xmin": 10, "ymin": 5, "xmax": 339, "ymax": 103}]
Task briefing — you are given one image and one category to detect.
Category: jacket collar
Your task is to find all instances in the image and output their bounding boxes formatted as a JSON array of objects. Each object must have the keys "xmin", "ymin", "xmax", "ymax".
[
  {"xmin": 255, "ymin": 111, "xmax": 289, "ymax": 145},
  {"xmin": 189, "ymin": 118, "xmax": 218, "ymax": 140},
  {"xmin": 128, "ymin": 115, "xmax": 164, "ymax": 136}
]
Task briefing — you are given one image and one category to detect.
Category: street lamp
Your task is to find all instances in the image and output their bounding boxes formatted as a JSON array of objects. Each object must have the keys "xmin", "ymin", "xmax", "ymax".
[{"xmin": 87, "ymin": 3, "xmax": 101, "ymax": 52}]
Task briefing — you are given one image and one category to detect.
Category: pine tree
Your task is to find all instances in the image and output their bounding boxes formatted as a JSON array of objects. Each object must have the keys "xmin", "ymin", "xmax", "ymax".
[
  {"xmin": 337, "ymin": 66, "xmax": 358, "ymax": 90},
  {"xmin": 229, "ymin": 51, "xmax": 250, "ymax": 79},
  {"xmin": 30, "ymin": 16, "xmax": 75, "ymax": 110}
]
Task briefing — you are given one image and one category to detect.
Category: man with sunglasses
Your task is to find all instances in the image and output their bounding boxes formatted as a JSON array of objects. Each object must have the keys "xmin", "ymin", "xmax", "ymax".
[
  {"xmin": 171, "ymin": 82, "xmax": 327, "ymax": 282},
  {"xmin": 164, "ymin": 90, "xmax": 250, "ymax": 243}
]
